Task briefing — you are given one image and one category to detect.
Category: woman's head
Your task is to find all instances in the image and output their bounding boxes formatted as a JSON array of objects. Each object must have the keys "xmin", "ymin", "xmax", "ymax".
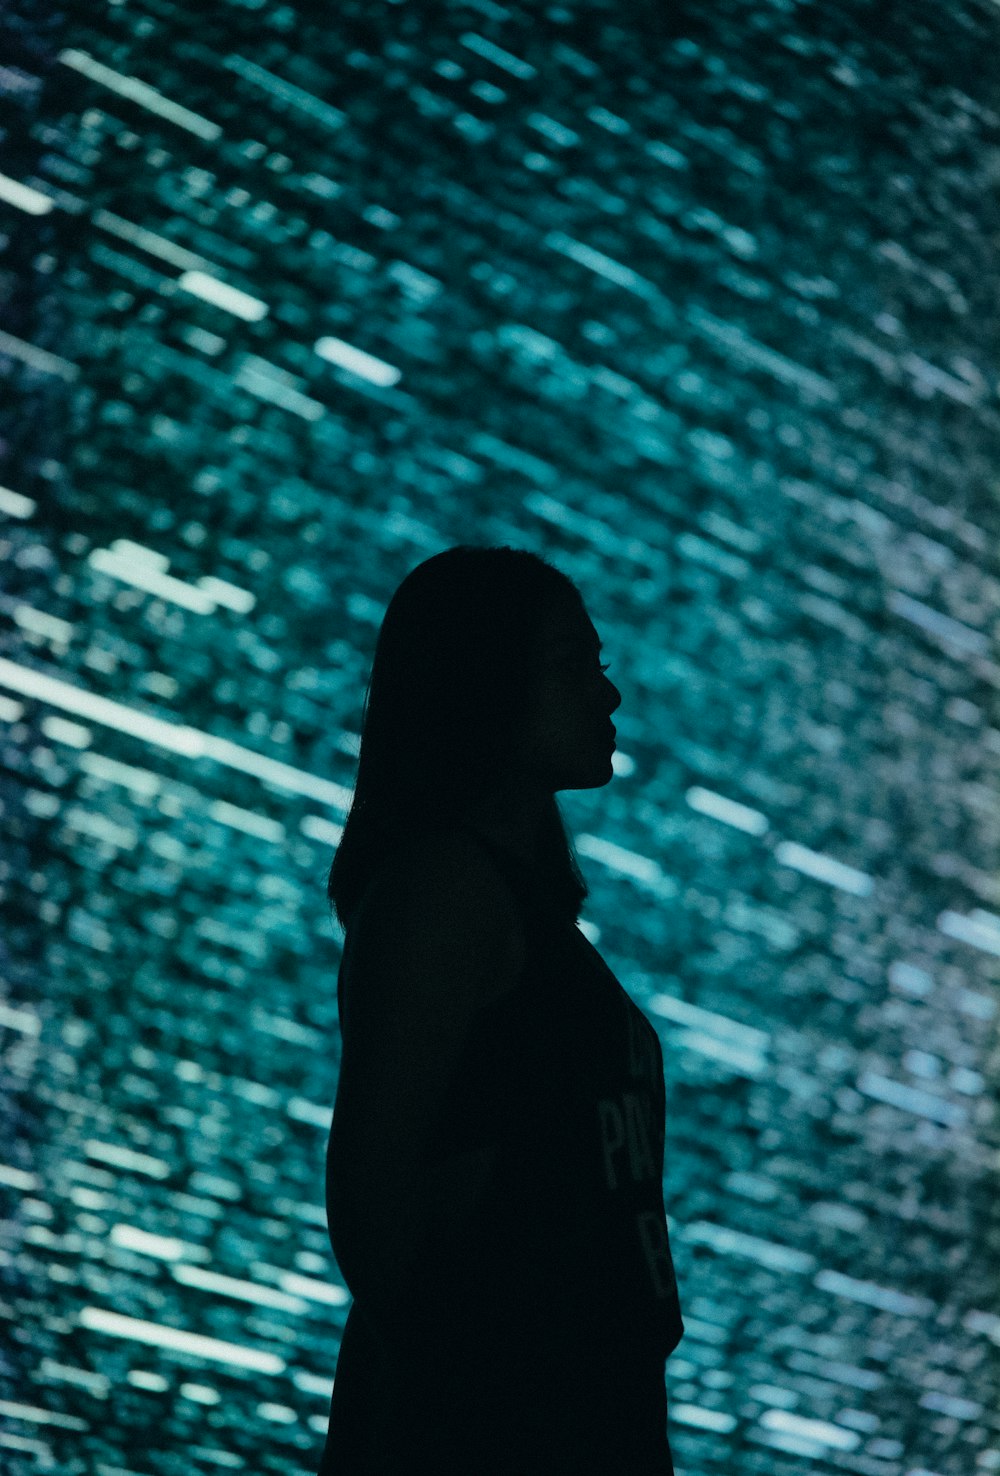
[{"xmin": 328, "ymin": 545, "xmax": 618, "ymax": 929}]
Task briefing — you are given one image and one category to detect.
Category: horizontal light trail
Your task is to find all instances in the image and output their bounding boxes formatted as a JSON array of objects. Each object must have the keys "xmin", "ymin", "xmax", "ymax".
[
  {"xmin": 58, "ymin": 50, "xmax": 222, "ymax": 140},
  {"xmin": 683, "ymin": 1220, "xmax": 815, "ymax": 1273},
  {"xmin": 223, "ymin": 54, "xmax": 346, "ymax": 131},
  {"xmin": 459, "ymin": 32, "xmax": 536, "ymax": 78},
  {"xmin": 0, "ymin": 485, "xmax": 36, "ymax": 517},
  {"xmin": 41, "ymin": 714, "xmax": 91, "ymax": 747},
  {"xmin": 172, "ymin": 1264, "xmax": 308, "ymax": 1314},
  {"xmin": 109, "ymin": 1224, "xmax": 202, "ymax": 1262},
  {"xmin": 0, "ymin": 1401, "xmax": 87, "ymax": 1431},
  {"xmin": 300, "ymin": 814, "xmax": 344, "ymax": 847},
  {"xmin": 670, "ymin": 1403, "xmax": 737, "ymax": 1433},
  {"xmin": 314, "ymin": 335, "xmax": 402, "ymax": 386},
  {"xmin": 855, "ymin": 1070, "xmax": 967, "ymax": 1126},
  {"xmin": 13, "ymin": 604, "xmax": 74, "ymax": 645},
  {"xmin": 197, "ymin": 575, "xmax": 256, "ymax": 612},
  {"xmin": 287, "ymin": 1097, "xmax": 332, "ymax": 1130},
  {"xmin": 0, "ymin": 657, "xmax": 351, "ymax": 809},
  {"xmin": 0, "ymin": 328, "xmax": 78, "ymax": 380},
  {"xmin": 92, "ymin": 209, "xmax": 210, "ymax": 271},
  {"xmin": 685, "ymin": 785, "xmax": 770, "ymax": 835},
  {"xmin": 78, "ymin": 1307, "xmax": 285, "ymax": 1373},
  {"xmin": 85, "ymin": 1140, "xmax": 171, "ymax": 1179},
  {"xmin": 814, "ymin": 1267, "xmax": 935, "ymax": 1317},
  {"xmin": 760, "ymin": 1409, "xmax": 860, "ymax": 1450},
  {"xmin": 0, "ymin": 1164, "xmax": 37, "ymax": 1189},
  {"xmin": 545, "ymin": 231, "xmax": 660, "ymax": 299},
  {"xmin": 278, "ymin": 1272, "xmax": 350, "ymax": 1307},
  {"xmin": 0, "ymin": 172, "xmax": 54, "ymax": 214},
  {"xmin": 87, "ymin": 549, "xmax": 217, "ymax": 612},
  {"xmin": 648, "ymin": 992, "xmax": 770, "ymax": 1054},
  {"xmin": 0, "ymin": 1002, "xmax": 41, "ymax": 1036},
  {"xmin": 688, "ymin": 304, "xmax": 838, "ymax": 402},
  {"xmin": 773, "ymin": 839, "xmax": 874, "ymax": 896},
  {"xmin": 937, "ymin": 908, "xmax": 1000, "ymax": 957},
  {"xmin": 87, "ymin": 538, "xmax": 257, "ymax": 613},
  {"xmin": 178, "ymin": 270, "xmax": 268, "ymax": 321},
  {"xmin": 888, "ymin": 590, "xmax": 989, "ymax": 657}
]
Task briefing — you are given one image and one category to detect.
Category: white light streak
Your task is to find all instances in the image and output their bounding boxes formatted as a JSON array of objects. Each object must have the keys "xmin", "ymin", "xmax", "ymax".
[
  {"xmin": 575, "ymin": 832, "xmax": 676, "ymax": 899},
  {"xmin": 178, "ymin": 270, "xmax": 268, "ymax": 321},
  {"xmin": 127, "ymin": 1370, "xmax": 169, "ymax": 1391},
  {"xmin": 234, "ymin": 358, "xmax": 325, "ymax": 419},
  {"xmin": 93, "ymin": 210, "xmax": 211, "ymax": 272},
  {"xmin": 314, "ymin": 335, "xmax": 402, "ymax": 387},
  {"xmin": 685, "ymin": 785, "xmax": 770, "ymax": 835},
  {"xmin": 683, "ymin": 1220, "xmax": 815, "ymax": 1273},
  {"xmin": 0, "ymin": 1163, "xmax": 37, "ymax": 1188},
  {"xmin": 197, "ymin": 575, "xmax": 255, "ymax": 613},
  {"xmin": 688, "ymin": 304, "xmax": 837, "ymax": 402},
  {"xmin": 63, "ymin": 805, "xmax": 139, "ymax": 851},
  {"xmin": 84, "ymin": 1140, "xmax": 171, "ymax": 1179},
  {"xmin": 0, "ymin": 657, "xmax": 352, "ymax": 808},
  {"xmin": 109, "ymin": 1224, "xmax": 199, "ymax": 1262},
  {"xmin": 78, "ymin": 1307, "xmax": 285, "ymax": 1373},
  {"xmin": 13, "ymin": 605, "xmax": 74, "ymax": 645},
  {"xmin": 258, "ymin": 1401, "xmax": 297, "ymax": 1424},
  {"xmin": 0, "ymin": 173, "xmax": 53, "ymax": 214},
  {"xmin": 760, "ymin": 1410, "xmax": 860, "ymax": 1450},
  {"xmin": 888, "ymin": 590, "xmax": 989, "ymax": 657},
  {"xmin": 293, "ymin": 1369, "xmax": 334, "ymax": 1398},
  {"xmin": 207, "ymin": 799, "xmax": 285, "ymax": 843},
  {"xmin": 38, "ymin": 1359, "xmax": 110, "ymax": 1398},
  {"xmin": 79, "ymin": 751, "xmax": 161, "ymax": 797},
  {"xmin": 0, "ymin": 328, "xmax": 77, "ymax": 380},
  {"xmin": 855, "ymin": 1070, "xmax": 967, "ymax": 1126},
  {"xmin": 87, "ymin": 548, "xmax": 217, "ymax": 612},
  {"xmin": 278, "ymin": 1271, "xmax": 350, "ymax": 1307},
  {"xmin": 670, "ymin": 1404, "xmax": 737, "ymax": 1433},
  {"xmin": 646, "ymin": 997, "xmax": 768, "ymax": 1056},
  {"xmin": 965, "ymin": 1308, "xmax": 1000, "ymax": 1344},
  {"xmin": 459, "ymin": 32, "xmax": 536, "ymax": 78},
  {"xmin": 0, "ymin": 485, "xmax": 36, "ymax": 517},
  {"xmin": 180, "ymin": 1382, "xmax": 220, "ymax": 1405},
  {"xmin": 287, "ymin": 1097, "xmax": 332, "ymax": 1129},
  {"xmin": 41, "ymin": 715, "xmax": 91, "ymax": 747},
  {"xmin": 172, "ymin": 1264, "xmax": 307, "ymax": 1314},
  {"xmin": 223, "ymin": 54, "xmax": 346, "ymax": 131},
  {"xmin": 0, "ymin": 999, "xmax": 41, "ymax": 1035},
  {"xmin": 58, "ymin": 50, "xmax": 222, "ymax": 140},
  {"xmin": 300, "ymin": 814, "xmax": 343, "ymax": 847},
  {"xmin": 814, "ymin": 1267, "xmax": 935, "ymax": 1317},
  {"xmin": 773, "ymin": 840, "xmax": 874, "ymax": 896},
  {"xmin": 545, "ymin": 231, "xmax": 660, "ymax": 299},
  {"xmin": 0, "ymin": 1401, "xmax": 86, "ymax": 1431},
  {"xmin": 938, "ymin": 908, "xmax": 1000, "ymax": 957}
]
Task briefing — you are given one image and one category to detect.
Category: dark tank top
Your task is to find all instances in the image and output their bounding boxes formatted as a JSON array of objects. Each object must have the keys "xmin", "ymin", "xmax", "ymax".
[
  {"xmin": 404, "ymin": 821, "xmax": 683, "ymax": 1362},
  {"xmin": 322, "ymin": 822, "xmax": 683, "ymax": 1474}
]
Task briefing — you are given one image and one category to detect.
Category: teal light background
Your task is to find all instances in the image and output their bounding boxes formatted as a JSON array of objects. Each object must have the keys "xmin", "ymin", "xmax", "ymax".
[{"xmin": 1, "ymin": 1, "xmax": 999, "ymax": 1471}]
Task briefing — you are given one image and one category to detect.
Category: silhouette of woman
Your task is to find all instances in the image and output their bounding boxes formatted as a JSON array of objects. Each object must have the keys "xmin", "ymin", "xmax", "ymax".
[{"xmin": 317, "ymin": 546, "xmax": 684, "ymax": 1474}]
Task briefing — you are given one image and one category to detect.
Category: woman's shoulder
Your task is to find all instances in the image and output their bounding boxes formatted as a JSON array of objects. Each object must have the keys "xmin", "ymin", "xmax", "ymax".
[{"xmin": 346, "ymin": 824, "xmax": 528, "ymax": 1006}]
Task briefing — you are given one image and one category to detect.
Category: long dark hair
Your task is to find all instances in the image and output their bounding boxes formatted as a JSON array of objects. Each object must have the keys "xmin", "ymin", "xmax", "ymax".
[{"xmin": 327, "ymin": 544, "xmax": 590, "ymax": 933}]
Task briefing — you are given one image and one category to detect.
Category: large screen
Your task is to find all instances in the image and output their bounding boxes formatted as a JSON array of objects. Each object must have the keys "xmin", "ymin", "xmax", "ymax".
[{"xmin": 1, "ymin": 1, "xmax": 998, "ymax": 1471}]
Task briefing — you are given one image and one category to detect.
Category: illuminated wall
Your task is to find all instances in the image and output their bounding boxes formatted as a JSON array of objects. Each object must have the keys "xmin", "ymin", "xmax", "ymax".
[{"xmin": 1, "ymin": 0, "xmax": 999, "ymax": 1471}]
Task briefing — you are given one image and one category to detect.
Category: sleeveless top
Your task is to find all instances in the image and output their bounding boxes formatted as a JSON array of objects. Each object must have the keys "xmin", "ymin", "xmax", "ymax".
[{"xmin": 340, "ymin": 821, "xmax": 685, "ymax": 1369}]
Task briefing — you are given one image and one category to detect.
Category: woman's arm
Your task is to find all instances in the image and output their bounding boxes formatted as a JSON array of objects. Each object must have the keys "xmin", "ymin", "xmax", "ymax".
[{"xmin": 325, "ymin": 830, "xmax": 522, "ymax": 1351}]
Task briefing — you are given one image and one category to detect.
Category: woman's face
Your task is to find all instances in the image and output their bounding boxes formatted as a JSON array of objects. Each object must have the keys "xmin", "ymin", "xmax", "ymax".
[{"xmin": 514, "ymin": 599, "xmax": 622, "ymax": 793}]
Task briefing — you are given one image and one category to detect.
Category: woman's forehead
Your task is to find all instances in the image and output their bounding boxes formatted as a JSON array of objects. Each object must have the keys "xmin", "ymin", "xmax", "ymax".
[{"xmin": 543, "ymin": 605, "xmax": 600, "ymax": 649}]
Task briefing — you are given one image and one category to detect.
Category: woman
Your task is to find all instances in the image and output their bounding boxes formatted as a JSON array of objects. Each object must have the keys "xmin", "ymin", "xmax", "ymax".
[{"xmin": 318, "ymin": 545, "xmax": 684, "ymax": 1474}]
